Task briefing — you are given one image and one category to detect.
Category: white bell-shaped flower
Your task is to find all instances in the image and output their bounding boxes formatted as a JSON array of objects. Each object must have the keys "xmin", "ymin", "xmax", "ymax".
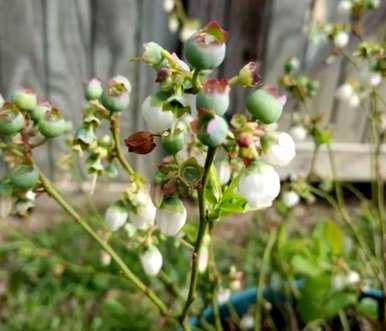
[
  {"xmin": 216, "ymin": 160, "xmax": 232, "ymax": 185},
  {"xmin": 198, "ymin": 245, "xmax": 209, "ymax": 273},
  {"xmin": 334, "ymin": 31, "xmax": 349, "ymax": 48},
  {"xmin": 337, "ymin": 0, "xmax": 352, "ymax": 15},
  {"xmin": 128, "ymin": 191, "xmax": 156, "ymax": 230},
  {"xmin": 0, "ymin": 93, "xmax": 4, "ymax": 108},
  {"xmin": 263, "ymin": 132, "xmax": 296, "ymax": 167},
  {"xmin": 290, "ymin": 125, "xmax": 307, "ymax": 141},
  {"xmin": 140, "ymin": 245, "xmax": 163, "ymax": 276},
  {"xmin": 282, "ymin": 191, "xmax": 300, "ymax": 208},
  {"xmin": 368, "ymin": 72, "xmax": 382, "ymax": 87},
  {"xmin": 336, "ymin": 83, "xmax": 354, "ymax": 101},
  {"xmin": 348, "ymin": 94, "xmax": 360, "ymax": 108},
  {"xmin": 141, "ymin": 95, "xmax": 175, "ymax": 133},
  {"xmin": 163, "ymin": 0, "xmax": 175, "ymax": 12},
  {"xmin": 238, "ymin": 161, "xmax": 281, "ymax": 210},
  {"xmin": 105, "ymin": 203, "xmax": 128, "ymax": 231},
  {"xmin": 156, "ymin": 196, "xmax": 187, "ymax": 236}
]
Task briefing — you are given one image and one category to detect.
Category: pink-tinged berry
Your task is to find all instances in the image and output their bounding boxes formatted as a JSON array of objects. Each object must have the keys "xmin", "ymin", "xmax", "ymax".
[
  {"xmin": 197, "ymin": 111, "xmax": 228, "ymax": 147},
  {"xmin": 246, "ymin": 86, "xmax": 286, "ymax": 124},
  {"xmin": 101, "ymin": 76, "xmax": 131, "ymax": 113},
  {"xmin": 0, "ymin": 102, "xmax": 25, "ymax": 136},
  {"xmin": 9, "ymin": 164, "xmax": 39, "ymax": 190},
  {"xmin": 184, "ymin": 21, "xmax": 228, "ymax": 70},
  {"xmin": 31, "ymin": 100, "xmax": 51, "ymax": 123},
  {"xmin": 196, "ymin": 79, "xmax": 230, "ymax": 116},
  {"xmin": 38, "ymin": 108, "xmax": 67, "ymax": 138},
  {"xmin": 85, "ymin": 78, "xmax": 103, "ymax": 101},
  {"xmin": 161, "ymin": 129, "xmax": 185, "ymax": 155},
  {"xmin": 156, "ymin": 196, "xmax": 187, "ymax": 236},
  {"xmin": 12, "ymin": 88, "xmax": 37, "ymax": 112}
]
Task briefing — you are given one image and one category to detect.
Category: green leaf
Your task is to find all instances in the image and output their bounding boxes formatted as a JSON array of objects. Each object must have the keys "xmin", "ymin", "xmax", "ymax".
[
  {"xmin": 218, "ymin": 191, "xmax": 247, "ymax": 216},
  {"xmin": 357, "ymin": 297, "xmax": 378, "ymax": 320},
  {"xmin": 325, "ymin": 221, "xmax": 344, "ymax": 256},
  {"xmin": 291, "ymin": 254, "xmax": 324, "ymax": 277}
]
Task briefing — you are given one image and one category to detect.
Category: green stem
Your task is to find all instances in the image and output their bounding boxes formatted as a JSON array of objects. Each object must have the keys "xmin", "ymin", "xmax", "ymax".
[
  {"xmin": 179, "ymin": 146, "xmax": 217, "ymax": 324},
  {"xmin": 254, "ymin": 229, "xmax": 277, "ymax": 331},
  {"xmin": 39, "ymin": 171, "xmax": 170, "ymax": 317},
  {"xmin": 110, "ymin": 115, "xmax": 138, "ymax": 180}
]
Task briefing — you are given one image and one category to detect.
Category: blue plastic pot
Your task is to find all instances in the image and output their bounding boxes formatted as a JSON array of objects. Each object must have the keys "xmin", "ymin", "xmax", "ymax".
[{"xmin": 179, "ymin": 282, "xmax": 384, "ymax": 330}]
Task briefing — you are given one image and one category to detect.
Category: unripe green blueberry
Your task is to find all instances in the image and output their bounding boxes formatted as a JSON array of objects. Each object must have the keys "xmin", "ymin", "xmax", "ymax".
[
  {"xmin": 161, "ymin": 129, "xmax": 185, "ymax": 155},
  {"xmin": 196, "ymin": 79, "xmax": 230, "ymax": 116},
  {"xmin": 85, "ymin": 78, "xmax": 103, "ymax": 101},
  {"xmin": 246, "ymin": 89, "xmax": 286, "ymax": 124},
  {"xmin": 30, "ymin": 100, "xmax": 51, "ymax": 123},
  {"xmin": 12, "ymin": 88, "xmax": 37, "ymax": 112},
  {"xmin": 38, "ymin": 109, "xmax": 67, "ymax": 138},
  {"xmin": 198, "ymin": 112, "xmax": 228, "ymax": 147},
  {"xmin": 184, "ymin": 21, "xmax": 228, "ymax": 70},
  {"xmin": 0, "ymin": 103, "xmax": 25, "ymax": 135},
  {"xmin": 101, "ymin": 76, "xmax": 131, "ymax": 113},
  {"xmin": 10, "ymin": 165, "xmax": 39, "ymax": 190}
]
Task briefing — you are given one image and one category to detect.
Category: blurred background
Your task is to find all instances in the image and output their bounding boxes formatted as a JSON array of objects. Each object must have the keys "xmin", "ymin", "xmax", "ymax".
[{"xmin": 0, "ymin": 0, "xmax": 385, "ymax": 181}]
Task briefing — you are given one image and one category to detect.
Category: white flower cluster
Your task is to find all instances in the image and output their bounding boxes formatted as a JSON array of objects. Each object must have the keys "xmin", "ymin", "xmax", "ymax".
[{"xmin": 104, "ymin": 189, "xmax": 187, "ymax": 276}]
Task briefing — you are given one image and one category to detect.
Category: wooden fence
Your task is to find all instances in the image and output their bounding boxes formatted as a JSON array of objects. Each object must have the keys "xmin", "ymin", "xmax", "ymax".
[{"xmin": 0, "ymin": 0, "xmax": 385, "ymax": 181}]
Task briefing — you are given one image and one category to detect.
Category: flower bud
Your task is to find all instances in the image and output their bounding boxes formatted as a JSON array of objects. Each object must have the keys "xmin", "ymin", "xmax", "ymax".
[
  {"xmin": 85, "ymin": 78, "xmax": 103, "ymax": 101},
  {"xmin": 184, "ymin": 21, "xmax": 228, "ymax": 70},
  {"xmin": 31, "ymin": 100, "xmax": 51, "ymax": 123},
  {"xmin": 246, "ymin": 87, "xmax": 286, "ymax": 124},
  {"xmin": 161, "ymin": 129, "xmax": 185, "ymax": 155},
  {"xmin": 333, "ymin": 31, "xmax": 349, "ymax": 48},
  {"xmin": 75, "ymin": 125, "xmax": 96, "ymax": 145},
  {"xmin": 216, "ymin": 160, "xmax": 231, "ymax": 185},
  {"xmin": 140, "ymin": 245, "xmax": 163, "ymax": 276},
  {"xmin": 0, "ymin": 102, "xmax": 25, "ymax": 136},
  {"xmin": 197, "ymin": 111, "xmax": 228, "ymax": 147},
  {"xmin": 128, "ymin": 192, "xmax": 156, "ymax": 230},
  {"xmin": 156, "ymin": 196, "xmax": 187, "ymax": 236},
  {"xmin": 12, "ymin": 88, "xmax": 37, "ymax": 112},
  {"xmin": 142, "ymin": 42, "xmax": 164, "ymax": 67},
  {"xmin": 101, "ymin": 76, "xmax": 131, "ymax": 113},
  {"xmin": 141, "ymin": 94, "xmax": 175, "ymax": 133},
  {"xmin": 282, "ymin": 191, "xmax": 300, "ymax": 208},
  {"xmin": 105, "ymin": 202, "xmax": 128, "ymax": 231},
  {"xmin": 9, "ymin": 165, "xmax": 39, "ymax": 190},
  {"xmin": 238, "ymin": 161, "xmax": 280, "ymax": 210},
  {"xmin": 38, "ymin": 109, "xmax": 67, "ymax": 138},
  {"xmin": 124, "ymin": 131, "xmax": 156, "ymax": 155},
  {"xmin": 289, "ymin": 125, "xmax": 307, "ymax": 141},
  {"xmin": 263, "ymin": 132, "xmax": 296, "ymax": 167},
  {"xmin": 196, "ymin": 79, "xmax": 230, "ymax": 116},
  {"xmin": 238, "ymin": 62, "xmax": 263, "ymax": 87},
  {"xmin": 237, "ymin": 132, "xmax": 254, "ymax": 148}
]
